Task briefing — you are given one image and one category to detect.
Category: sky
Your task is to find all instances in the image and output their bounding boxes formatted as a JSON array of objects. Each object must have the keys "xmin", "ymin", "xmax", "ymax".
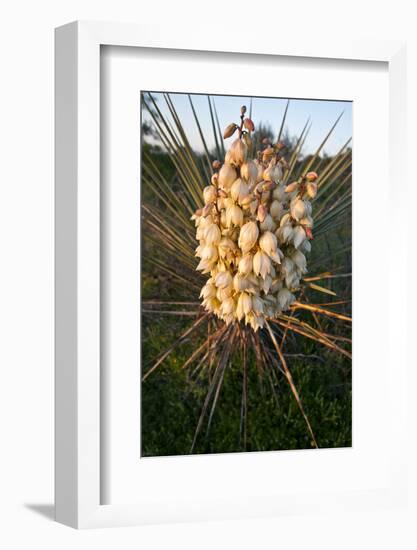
[{"xmin": 142, "ymin": 92, "xmax": 352, "ymax": 158}]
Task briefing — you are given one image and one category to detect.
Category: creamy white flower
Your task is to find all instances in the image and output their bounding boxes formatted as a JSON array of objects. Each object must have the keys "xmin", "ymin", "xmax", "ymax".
[
  {"xmin": 238, "ymin": 292, "xmax": 252, "ymax": 315},
  {"xmin": 240, "ymin": 161, "xmax": 258, "ymax": 184},
  {"xmin": 204, "ymin": 223, "xmax": 221, "ymax": 245},
  {"xmin": 253, "ymin": 250, "xmax": 271, "ymax": 280},
  {"xmin": 225, "ymin": 204, "xmax": 244, "ymax": 227},
  {"xmin": 216, "ymin": 286, "xmax": 233, "ymax": 301},
  {"xmin": 260, "ymin": 214, "xmax": 276, "ymax": 232},
  {"xmin": 233, "ymin": 273, "xmax": 250, "ymax": 292},
  {"xmin": 270, "ymin": 200, "xmax": 283, "ymax": 220},
  {"xmin": 291, "ymin": 250, "xmax": 307, "ymax": 273},
  {"xmin": 238, "ymin": 221, "xmax": 259, "ymax": 254},
  {"xmin": 252, "ymin": 295, "xmax": 264, "ymax": 315},
  {"xmin": 200, "ymin": 244, "xmax": 218, "ymax": 262},
  {"xmin": 215, "ymin": 271, "xmax": 233, "ymax": 288},
  {"xmin": 218, "ymin": 163, "xmax": 237, "ymax": 190},
  {"xmin": 229, "ymin": 138, "xmax": 247, "ymax": 166},
  {"xmin": 238, "ymin": 254, "xmax": 253, "ymax": 276},
  {"xmin": 290, "ymin": 198, "xmax": 306, "ymax": 221},
  {"xmin": 218, "ymin": 237, "xmax": 235, "ymax": 259},
  {"xmin": 276, "ymin": 224, "xmax": 294, "ymax": 244},
  {"xmin": 230, "ymin": 178, "xmax": 249, "ymax": 205},
  {"xmin": 200, "ymin": 283, "xmax": 216, "ymax": 299},
  {"xmin": 259, "ymin": 231, "xmax": 278, "ymax": 256},
  {"xmin": 277, "ymin": 287, "xmax": 295, "ymax": 310},
  {"xmin": 293, "ymin": 225, "xmax": 306, "ymax": 248},
  {"xmin": 203, "ymin": 185, "xmax": 217, "ymax": 204},
  {"xmin": 220, "ymin": 296, "xmax": 235, "ymax": 316},
  {"xmin": 272, "ymin": 185, "xmax": 286, "ymax": 202}
]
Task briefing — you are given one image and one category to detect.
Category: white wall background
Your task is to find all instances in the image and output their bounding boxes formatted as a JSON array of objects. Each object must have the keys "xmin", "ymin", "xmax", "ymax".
[{"xmin": 0, "ymin": 1, "xmax": 415, "ymax": 548}]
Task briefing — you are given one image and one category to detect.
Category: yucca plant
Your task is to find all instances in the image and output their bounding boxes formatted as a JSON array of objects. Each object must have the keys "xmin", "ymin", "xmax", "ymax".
[{"xmin": 141, "ymin": 92, "xmax": 352, "ymax": 455}]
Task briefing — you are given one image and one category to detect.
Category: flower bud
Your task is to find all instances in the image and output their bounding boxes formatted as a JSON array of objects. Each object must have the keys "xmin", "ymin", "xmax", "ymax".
[
  {"xmin": 244, "ymin": 118, "xmax": 255, "ymax": 132},
  {"xmin": 305, "ymin": 171, "xmax": 318, "ymax": 182},
  {"xmin": 240, "ymin": 105, "xmax": 247, "ymax": 115},
  {"xmin": 285, "ymin": 181, "xmax": 298, "ymax": 193},
  {"xmin": 238, "ymin": 221, "xmax": 259, "ymax": 254},
  {"xmin": 223, "ymin": 123, "xmax": 237, "ymax": 139},
  {"xmin": 306, "ymin": 181, "xmax": 318, "ymax": 199},
  {"xmin": 257, "ymin": 204, "xmax": 268, "ymax": 223},
  {"xmin": 212, "ymin": 160, "xmax": 221, "ymax": 169},
  {"xmin": 211, "ymin": 173, "xmax": 219, "ymax": 186}
]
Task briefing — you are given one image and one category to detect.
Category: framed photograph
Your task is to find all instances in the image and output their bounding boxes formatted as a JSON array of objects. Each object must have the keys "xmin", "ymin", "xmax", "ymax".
[{"xmin": 55, "ymin": 21, "xmax": 407, "ymax": 528}]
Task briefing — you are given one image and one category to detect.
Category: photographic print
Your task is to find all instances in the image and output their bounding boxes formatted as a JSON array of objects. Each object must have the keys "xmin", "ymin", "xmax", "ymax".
[{"xmin": 141, "ymin": 92, "xmax": 352, "ymax": 457}]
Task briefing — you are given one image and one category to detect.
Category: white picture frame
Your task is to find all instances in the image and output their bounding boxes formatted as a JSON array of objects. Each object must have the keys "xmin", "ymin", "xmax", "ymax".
[{"xmin": 55, "ymin": 20, "xmax": 407, "ymax": 529}]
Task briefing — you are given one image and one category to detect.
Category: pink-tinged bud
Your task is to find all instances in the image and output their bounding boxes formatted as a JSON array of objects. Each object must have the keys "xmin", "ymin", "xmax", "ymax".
[
  {"xmin": 305, "ymin": 171, "xmax": 318, "ymax": 182},
  {"xmin": 211, "ymin": 173, "xmax": 219, "ymax": 186},
  {"xmin": 244, "ymin": 118, "xmax": 255, "ymax": 132},
  {"xmin": 202, "ymin": 203, "xmax": 213, "ymax": 217},
  {"xmin": 262, "ymin": 147, "xmax": 275, "ymax": 163},
  {"xmin": 223, "ymin": 123, "xmax": 238, "ymax": 139},
  {"xmin": 306, "ymin": 181, "xmax": 318, "ymax": 199},
  {"xmin": 212, "ymin": 160, "xmax": 221, "ymax": 169},
  {"xmin": 240, "ymin": 105, "xmax": 247, "ymax": 115},
  {"xmin": 285, "ymin": 181, "xmax": 298, "ymax": 193},
  {"xmin": 257, "ymin": 204, "xmax": 268, "ymax": 223}
]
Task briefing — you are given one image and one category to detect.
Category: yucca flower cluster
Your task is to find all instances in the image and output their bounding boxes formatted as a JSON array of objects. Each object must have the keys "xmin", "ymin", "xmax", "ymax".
[{"xmin": 193, "ymin": 106, "xmax": 319, "ymax": 331}]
